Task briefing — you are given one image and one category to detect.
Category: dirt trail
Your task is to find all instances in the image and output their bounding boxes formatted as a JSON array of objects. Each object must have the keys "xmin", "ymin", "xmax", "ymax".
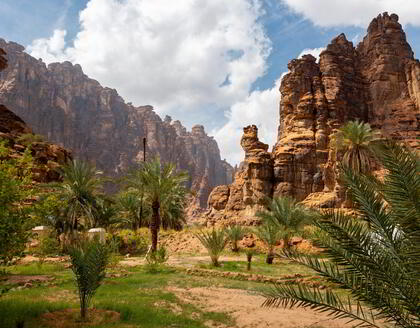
[{"xmin": 170, "ymin": 286, "xmax": 354, "ymax": 328}]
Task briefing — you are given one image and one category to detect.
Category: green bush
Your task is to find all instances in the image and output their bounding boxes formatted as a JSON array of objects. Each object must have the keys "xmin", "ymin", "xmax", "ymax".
[
  {"xmin": 111, "ymin": 229, "xmax": 148, "ymax": 255},
  {"xmin": 144, "ymin": 246, "xmax": 169, "ymax": 273}
]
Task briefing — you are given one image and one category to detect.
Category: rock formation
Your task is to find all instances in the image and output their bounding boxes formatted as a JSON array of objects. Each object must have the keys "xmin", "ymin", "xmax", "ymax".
[
  {"xmin": 207, "ymin": 125, "xmax": 273, "ymax": 225},
  {"xmin": 0, "ymin": 48, "xmax": 71, "ymax": 183},
  {"xmin": 207, "ymin": 13, "xmax": 419, "ymax": 224},
  {"xmin": 0, "ymin": 40, "xmax": 232, "ymax": 206}
]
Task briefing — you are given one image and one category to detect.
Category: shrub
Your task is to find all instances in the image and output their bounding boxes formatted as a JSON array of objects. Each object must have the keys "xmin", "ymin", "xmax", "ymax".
[
  {"xmin": 225, "ymin": 225, "xmax": 246, "ymax": 252},
  {"xmin": 69, "ymin": 240, "xmax": 109, "ymax": 320},
  {"xmin": 144, "ymin": 246, "xmax": 169, "ymax": 273},
  {"xmin": 113, "ymin": 229, "xmax": 148, "ymax": 255},
  {"xmin": 195, "ymin": 228, "xmax": 227, "ymax": 267}
]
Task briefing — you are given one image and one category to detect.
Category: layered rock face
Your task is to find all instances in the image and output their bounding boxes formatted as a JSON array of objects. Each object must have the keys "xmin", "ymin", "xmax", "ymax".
[
  {"xmin": 0, "ymin": 40, "xmax": 232, "ymax": 206},
  {"xmin": 207, "ymin": 125, "xmax": 273, "ymax": 225},
  {"xmin": 0, "ymin": 48, "xmax": 71, "ymax": 183},
  {"xmin": 207, "ymin": 13, "xmax": 419, "ymax": 223},
  {"xmin": 273, "ymin": 12, "xmax": 419, "ymax": 204}
]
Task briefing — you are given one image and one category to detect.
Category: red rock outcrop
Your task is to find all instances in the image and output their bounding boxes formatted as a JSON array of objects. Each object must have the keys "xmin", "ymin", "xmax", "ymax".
[
  {"xmin": 0, "ymin": 40, "xmax": 232, "ymax": 205},
  {"xmin": 206, "ymin": 13, "xmax": 419, "ymax": 223}
]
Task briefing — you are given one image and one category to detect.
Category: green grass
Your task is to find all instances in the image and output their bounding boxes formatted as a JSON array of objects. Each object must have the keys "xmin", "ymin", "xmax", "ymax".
[{"xmin": 0, "ymin": 264, "xmax": 234, "ymax": 328}]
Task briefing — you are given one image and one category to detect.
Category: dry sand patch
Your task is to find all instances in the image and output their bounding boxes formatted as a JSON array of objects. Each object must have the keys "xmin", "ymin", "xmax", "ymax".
[{"xmin": 170, "ymin": 286, "xmax": 355, "ymax": 328}]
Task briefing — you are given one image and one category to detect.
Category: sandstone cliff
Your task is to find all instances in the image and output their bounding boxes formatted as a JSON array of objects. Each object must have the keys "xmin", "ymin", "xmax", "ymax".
[
  {"xmin": 0, "ymin": 48, "xmax": 71, "ymax": 183},
  {"xmin": 207, "ymin": 13, "xmax": 419, "ymax": 224},
  {"xmin": 0, "ymin": 40, "xmax": 232, "ymax": 206}
]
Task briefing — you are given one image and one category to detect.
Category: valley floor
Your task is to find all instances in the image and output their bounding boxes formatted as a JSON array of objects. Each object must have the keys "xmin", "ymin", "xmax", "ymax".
[{"xmin": 0, "ymin": 254, "xmax": 355, "ymax": 328}]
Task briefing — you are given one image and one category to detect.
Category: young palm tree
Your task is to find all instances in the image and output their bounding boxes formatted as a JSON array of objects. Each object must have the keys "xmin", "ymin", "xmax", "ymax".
[
  {"xmin": 195, "ymin": 228, "xmax": 227, "ymax": 267},
  {"xmin": 332, "ymin": 120, "xmax": 380, "ymax": 174},
  {"xmin": 263, "ymin": 142, "xmax": 420, "ymax": 328},
  {"xmin": 254, "ymin": 222, "xmax": 283, "ymax": 264},
  {"xmin": 52, "ymin": 160, "xmax": 103, "ymax": 233},
  {"xmin": 256, "ymin": 197, "xmax": 309, "ymax": 250},
  {"xmin": 124, "ymin": 158, "xmax": 188, "ymax": 251},
  {"xmin": 69, "ymin": 240, "xmax": 109, "ymax": 320},
  {"xmin": 225, "ymin": 224, "xmax": 246, "ymax": 252}
]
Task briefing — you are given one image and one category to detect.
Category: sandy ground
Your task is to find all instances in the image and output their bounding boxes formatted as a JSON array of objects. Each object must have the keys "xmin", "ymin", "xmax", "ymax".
[{"xmin": 170, "ymin": 286, "xmax": 354, "ymax": 328}]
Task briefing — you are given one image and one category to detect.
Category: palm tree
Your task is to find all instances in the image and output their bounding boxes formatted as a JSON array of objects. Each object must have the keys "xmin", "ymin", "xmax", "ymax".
[
  {"xmin": 69, "ymin": 240, "xmax": 109, "ymax": 320},
  {"xmin": 254, "ymin": 222, "xmax": 283, "ymax": 264},
  {"xmin": 225, "ymin": 224, "xmax": 246, "ymax": 252},
  {"xmin": 332, "ymin": 120, "xmax": 380, "ymax": 174},
  {"xmin": 263, "ymin": 141, "xmax": 420, "ymax": 328},
  {"xmin": 52, "ymin": 160, "xmax": 103, "ymax": 234},
  {"xmin": 195, "ymin": 228, "xmax": 227, "ymax": 267},
  {"xmin": 256, "ymin": 197, "xmax": 309, "ymax": 250},
  {"xmin": 116, "ymin": 190, "xmax": 150, "ymax": 230},
  {"xmin": 124, "ymin": 158, "xmax": 188, "ymax": 252}
]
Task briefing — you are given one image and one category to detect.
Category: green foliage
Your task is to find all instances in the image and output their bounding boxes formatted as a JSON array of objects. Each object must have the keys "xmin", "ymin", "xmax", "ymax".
[
  {"xmin": 110, "ymin": 229, "xmax": 149, "ymax": 255},
  {"xmin": 256, "ymin": 196, "xmax": 309, "ymax": 250},
  {"xmin": 68, "ymin": 239, "xmax": 109, "ymax": 320},
  {"xmin": 123, "ymin": 158, "xmax": 189, "ymax": 251},
  {"xmin": 116, "ymin": 189, "xmax": 151, "ymax": 230},
  {"xmin": 195, "ymin": 228, "xmax": 227, "ymax": 267},
  {"xmin": 16, "ymin": 133, "xmax": 44, "ymax": 145},
  {"xmin": 263, "ymin": 142, "xmax": 420, "ymax": 328},
  {"xmin": 332, "ymin": 120, "xmax": 380, "ymax": 174},
  {"xmin": 37, "ymin": 234, "xmax": 60, "ymax": 257},
  {"xmin": 225, "ymin": 225, "xmax": 246, "ymax": 252},
  {"xmin": 145, "ymin": 246, "xmax": 169, "ymax": 273},
  {"xmin": 254, "ymin": 222, "xmax": 283, "ymax": 264},
  {"xmin": 0, "ymin": 140, "xmax": 36, "ymax": 264},
  {"xmin": 49, "ymin": 159, "xmax": 103, "ymax": 233}
]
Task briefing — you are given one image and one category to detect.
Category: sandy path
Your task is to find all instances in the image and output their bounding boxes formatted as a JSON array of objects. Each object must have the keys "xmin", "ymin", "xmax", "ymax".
[{"xmin": 170, "ymin": 286, "xmax": 354, "ymax": 328}]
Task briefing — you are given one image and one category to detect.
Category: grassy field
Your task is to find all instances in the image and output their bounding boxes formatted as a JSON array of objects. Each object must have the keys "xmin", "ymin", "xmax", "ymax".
[
  {"xmin": 0, "ymin": 254, "xmax": 347, "ymax": 328},
  {"xmin": 0, "ymin": 262, "xmax": 239, "ymax": 328}
]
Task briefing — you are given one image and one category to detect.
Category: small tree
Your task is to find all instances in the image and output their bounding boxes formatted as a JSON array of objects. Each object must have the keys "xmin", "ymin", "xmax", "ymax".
[
  {"xmin": 225, "ymin": 225, "xmax": 246, "ymax": 252},
  {"xmin": 69, "ymin": 240, "xmax": 109, "ymax": 320},
  {"xmin": 0, "ymin": 141, "xmax": 34, "ymax": 264},
  {"xmin": 195, "ymin": 228, "xmax": 227, "ymax": 267},
  {"xmin": 254, "ymin": 222, "xmax": 283, "ymax": 264}
]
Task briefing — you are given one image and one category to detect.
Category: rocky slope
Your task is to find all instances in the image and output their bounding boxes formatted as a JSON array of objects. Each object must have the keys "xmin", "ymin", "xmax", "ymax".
[
  {"xmin": 0, "ymin": 40, "xmax": 232, "ymax": 206},
  {"xmin": 0, "ymin": 49, "xmax": 71, "ymax": 183},
  {"xmin": 206, "ymin": 12, "xmax": 420, "ymax": 224}
]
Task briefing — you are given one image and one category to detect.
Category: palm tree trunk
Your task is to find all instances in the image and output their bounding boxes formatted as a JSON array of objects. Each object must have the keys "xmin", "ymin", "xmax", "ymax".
[{"xmin": 150, "ymin": 200, "xmax": 160, "ymax": 252}]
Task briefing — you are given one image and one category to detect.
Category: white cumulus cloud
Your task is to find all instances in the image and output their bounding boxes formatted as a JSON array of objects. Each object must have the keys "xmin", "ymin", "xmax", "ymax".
[
  {"xmin": 27, "ymin": 0, "xmax": 271, "ymax": 132},
  {"xmin": 281, "ymin": 0, "xmax": 420, "ymax": 27},
  {"xmin": 214, "ymin": 77, "xmax": 282, "ymax": 164},
  {"xmin": 298, "ymin": 47, "xmax": 325, "ymax": 61}
]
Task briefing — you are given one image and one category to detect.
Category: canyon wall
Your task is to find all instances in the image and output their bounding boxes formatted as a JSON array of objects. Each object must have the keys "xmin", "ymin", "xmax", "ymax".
[
  {"xmin": 206, "ymin": 13, "xmax": 420, "ymax": 224},
  {"xmin": 0, "ymin": 48, "xmax": 71, "ymax": 183},
  {"xmin": 0, "ymin": 40, "xmax": 232, "ymax": 207}
]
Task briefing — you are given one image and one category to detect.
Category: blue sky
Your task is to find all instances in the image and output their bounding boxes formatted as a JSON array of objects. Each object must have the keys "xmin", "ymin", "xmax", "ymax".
[{"xmin": 1, "ymin": 0, "xmax": 420, "ymax": 164}]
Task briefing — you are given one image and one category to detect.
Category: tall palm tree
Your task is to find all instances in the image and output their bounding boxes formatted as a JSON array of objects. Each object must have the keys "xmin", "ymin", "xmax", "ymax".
[
  {"xmin": 256, "ymin": 197, "xmax": 309, "ymax": 250},
  {"xmin": 52, "ymin": 160, "xmax": 103, "ymax": 233},
  {"xmin": 263, "ymin": 141, "xmax": 420, "ymax": 328},
  {"xmin": 124, "ymin": 158, "xmax": 188, "ymax": 251},
  {"xmin": 332, "ymin": 120, "xmax": 380, "ymax": 174}
]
